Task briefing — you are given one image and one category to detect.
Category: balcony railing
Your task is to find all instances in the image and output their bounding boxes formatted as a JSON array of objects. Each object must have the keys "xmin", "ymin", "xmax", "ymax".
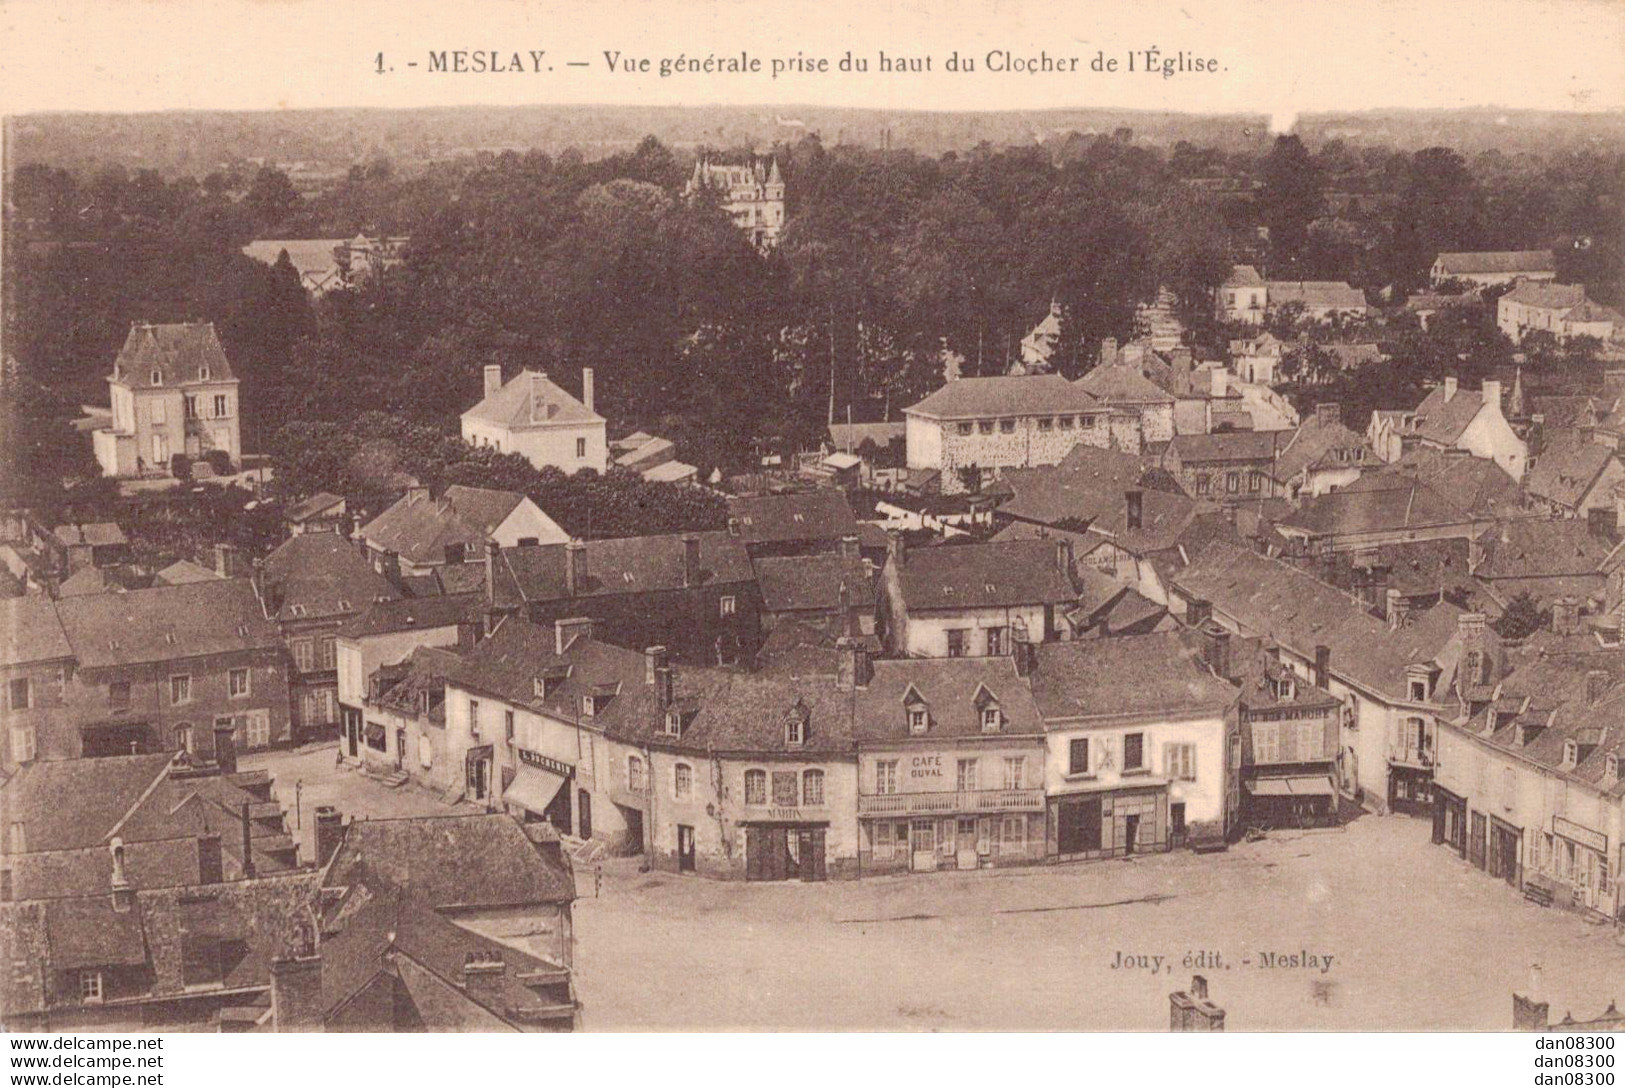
[
  {"xmin": 858, "ymin": 788, "xmax": 1044, "ymax": 817},
  {"xmin": 1389, "ymin": 746, "xmax": 1434, "ymax": 769}
]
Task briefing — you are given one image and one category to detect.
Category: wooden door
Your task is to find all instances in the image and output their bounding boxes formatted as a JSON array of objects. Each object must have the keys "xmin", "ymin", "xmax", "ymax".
[
  {"xmin": 956, "ymin": 817, "xmax": 978, "ymax": 870},
  {"xmin": 578, "ymin": 790, "xmax": 593, "ymax": 840},
  {"xmin": 745, "ymin": 826, "xmax": 766, "ymax": 881},
  {"xmin": 910, "ymin": 819, "xmax": 937, "ymax": 872},
  {"xmin": 799, "ymin": 829, "xmax": 827, "ymax": 882}
]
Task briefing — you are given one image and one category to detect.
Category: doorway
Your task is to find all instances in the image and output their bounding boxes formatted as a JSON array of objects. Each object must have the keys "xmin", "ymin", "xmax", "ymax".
[
  {"xmin": 394, "ymin": 728, "xmax": 405, "ymax": 770},
  {"xmin": 1124, "ymin": 813, "xmax": 1141, "ymax": 856},
  {"xmin": 955, "ymin": 817, "xmax": 978, "ymax": 870},
  {"xmin": 1057, "ymin": 797, "xmax": 1103, "ymax": 856},
  {"xmin": 910, "ymin": 819, "xmax": 937, "ymax": 872},
  {"xmin": 677, "ymin": 824, "xmax": 696, "ymax": 873},
  {"xmin": 577, "ymin": 790, "xmax": 592, "ymax": 840}
]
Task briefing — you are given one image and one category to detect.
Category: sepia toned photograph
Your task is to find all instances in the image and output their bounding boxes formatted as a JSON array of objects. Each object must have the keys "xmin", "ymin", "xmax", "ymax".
[{"xmin": 1, "ymin": 0, "xmax": 1623, "ymax": 1044}]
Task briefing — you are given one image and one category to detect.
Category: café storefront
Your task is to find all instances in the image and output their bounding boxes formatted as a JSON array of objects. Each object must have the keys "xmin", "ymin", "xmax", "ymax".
[{"xmin": 502, "ymin": 746, "xmax": 575, "ymax": 833}]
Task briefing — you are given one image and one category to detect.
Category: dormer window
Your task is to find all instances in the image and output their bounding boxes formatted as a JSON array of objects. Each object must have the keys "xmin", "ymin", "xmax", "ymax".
[
  {"xmin": 1607, "ymin": 753, "xmax": 1620, "ymax": 780},
  {"xmin": 664, "ymin": 710, "xmax": 682, "ymax": 737},
  {"xmin": 1410, "ymin": 678, "xmax": 1428, "ymax": 701},
  {"xmin": 198, "ymin": 366, "xmax": 209, "ymax": 380},
  {"xmin": 981, "ymin": 707, "xmax": 1002, "ymax": 733},
  {"xmin": 581, "ymin": 694, "xmax": 596, "ymax": 719},
  {"xmin": 1563, "ymin": 739, "xmax": 1578, "ymax": 768},
  {"xmin": 785, "ymin": 699, "xmax": 809, "ymax": 748},
  {"xmin": 151, "ymin": 370, "xmax": 163, "ymax": 386},
  {"xmin": 908, "ymin": 707, "xmax": 928, "ymax": 735}
]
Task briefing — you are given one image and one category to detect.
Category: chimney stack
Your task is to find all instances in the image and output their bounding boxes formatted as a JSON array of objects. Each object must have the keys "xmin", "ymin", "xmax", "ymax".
[
  {"xmin": 314, "ymin": 806, "xmax": 345, "ymax": 869},
  {"xmin": 565, "ymin": 540, "xmax": 587, "ymax": 596},
  {"xmin": 655, "ymin": 665, "xmax": 674, "ymax": 710},
  {"xmin": 483, "ymin": 364, "xmax": 503, "ymax": 400},
  {"xmin": 1313, "ymin": 644, "xmax": 1331, "ymax": 690},
  {"xmin": 1186, "ymin": 598, "xmax": 1213, "ymax": 629},
  {"xmin": 1482, "ymin": 380, "xmax": 1502, "ymax": 415},
  {"xmin": 1386, "ymin": 588, "xmax": 1409, "ymax": 630},
  {"xmin": 682, "ymin": 534, "xmax": 701, "ymax": 589},
  {"xmin": 109, "ymin": 838, "xmax": 134, "ymax": 913},
  {"xmin": 637, "ymin": 646, "xmax": 667, "ymax": 692},
  {"xmin": 214, "ymin": 543, "xmax": 238, "ymax": 579},
  {"xmin": 1126, "ymin": 490, "xmax": 1144, "ymax": 531},
  {"xmin": 886, "ymin": 530, "xmax": 907, "ymax": 569},
  {"xmin": 836, "ymin": 636, "xmax": 872, "ymax": 691},
  {"xmin": 1012, "ymin": 619, "xmax": 1037, "ymax": 678},
  {"xmin": 1100, "ymin": 338, "xmax": 1119, "ymax": 368},
  {"xmin": 839, "ymin": 534, "xmax": 860, "ymax": 559},
  {"xmin": 485, "ymin": 541, "xmax": 500, "ymax": 610},
  {"xmin": 240, "ymin": 802, "xmax": 255, "ymax": 880},
  {"xmin": 1443, "ymin": 376, "xmax": 1458, "ymax": 403},
  {"xmin": 582, "ymin": 368, "xmax": 595, "ymax": 415}
]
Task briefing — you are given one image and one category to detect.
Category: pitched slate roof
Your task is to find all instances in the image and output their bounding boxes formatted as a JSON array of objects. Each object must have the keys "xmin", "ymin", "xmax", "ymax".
[
  {"xmin": 1223, "ymin": 264, "xmax": 1265, "ymax": 287},
  {"xmin": 323, "ymin": 813, "xmax": 575, "ymax": 908},
  {"xmin": 676, "ymin": 673, "xmax": 857, "ymax": 757},
  {"xmin": 361, "ymin": 486, "xmax": 559, "ymax": 567},
  {"xmin": 110, "ymin": 323, "xmax": 235, "ymax": 386},
  {"xmin": 1409, "ymin": 383, "xmax": 1496, "ymax": 447},
  {"xmin": 1075, "ymin": 363, "xmax": 1176, "ymax": 405},
  {"xmin": 753, "ymin": 555, "xmax": 874, "ymax": 615},
  {"xmin": 460, "ymin": 369, "xmax": 603, "ymax": 430},
  {"xmin": 0, "ymin": 595, "xmax": 74, "ymax": 665},
  {"xmin": 1374, "ymin": 446, "xmax": 1524, "ymax": 519},
  {"xmin": 52, "ymin": 523, "xmax": 127, "ymax": 548},
  {"xmin": 904, "ymin": 374, "xmax": 1100, "ymax": 420},
  {"xmin": 1466, "ymin": 656, "xmax": 1625, "ymax": 799},
  {"xmin": 337, "ymin": 592, "xmax": 483, "ymax": 638},
  {"xmin": 726, "ymin": 491, "xmax": 862, "ymax": 546},
  {"xmin": 1166, "ymin": 430, "xmax": 1281, "ymax": 464},
  {"xmin": 263, "ymin": 531, "xmax": 399, "ymax": 623},
  {"xmin": 1531, "ymin": 396, "xmax": 1599, "ymax": 430},
  {"xmin": 853, "ymin": 657, "xmax": 1045, "ymax": 743},
  {"xmin": 1278, "ymin": 479, "xmax": 1470, "ymax": 538},
  {"xmin": 153, "ymin": 559, "xmax": 222, "ymax": 586},
  {"xmin": 54, "ymin": 580, "xmax": 279, "ymax": 668},
  {"xmin": 1434, "ymin": 250, "xmax": 1556, "ymax": 276},
  {"xmin": 1525, "ymin": 429, "xmax": 1617, "ymax": 510},
  {"xmin": 1270, "ymin": 416, "xmax": 1373, "ymax": 482},
  {"xmin": 0, "ymin": 753, "xmax": 177, "ymax": 853},
  {"xmin": 9, "ymin": 837, "xmax": 208, "ymax": 900},
  {"xmin": 1029, "ymin": 631, "xmax": 1237, "ymax": 723},
  {"xmin": 286, "ymin": 491, "xmax": 345, "ymax": 523},
  {"xmin": 1266, "ymin": 281, "xmax": 1367, "ymax": 311},
  {"xmin": 828, "ymin": 421, "xmax": 906, "ymax": 449},
  {"xmin": 1173, "ymin": 542, "xmax": 1466, "ymax": 701},
  {"xmin": 1502, "ymin": 282, "xmax": 1588, "ymax": 310},
  {"xmin": 1473, "ymin": 519, "xmax": 1613, "ymax": 581},
  {"xmin": 896, "ymin": 540, "xmax": 1075, "ymax": 611},
  {"xmin": 997, "ymin": 446, "xmax": 1150, "ymax": 525},
  {"xmin": 494, "ymin": 531, "xmax": 754, "ymax": 607},
  {"xmin": 373, "ymin": 646, "xmax": 461, "ymax": 725}
]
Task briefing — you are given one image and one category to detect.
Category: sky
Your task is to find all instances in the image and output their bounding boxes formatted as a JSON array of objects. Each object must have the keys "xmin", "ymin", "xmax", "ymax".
[{"xmin": 1, "ymin": 0, "xmax": 1622, "ymax": 118}]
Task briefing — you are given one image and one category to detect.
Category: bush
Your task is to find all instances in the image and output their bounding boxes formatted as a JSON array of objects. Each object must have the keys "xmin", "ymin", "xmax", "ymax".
[
  {"xmin": 169, "ymin": 453, "xmax": 192, "ymax": 480},
  {"xmin": 204, "ymin": 449, "xmax": 234, "ymax": 476}
]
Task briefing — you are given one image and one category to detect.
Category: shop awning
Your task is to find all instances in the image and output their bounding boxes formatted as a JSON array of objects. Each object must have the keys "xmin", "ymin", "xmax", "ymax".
[
  {"xmin": 503, "ymin": 764, "xmax": 565, "ymax": 816},
  {"xmin": 1246, "ymin": 775, "xmax": 1336, "ymax": 797}
]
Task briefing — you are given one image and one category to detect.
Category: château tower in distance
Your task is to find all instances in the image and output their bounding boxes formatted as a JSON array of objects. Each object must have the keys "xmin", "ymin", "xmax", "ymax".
[{"xmin": 684, "ymin": 155, "xmax": 786, "ymax": 250}]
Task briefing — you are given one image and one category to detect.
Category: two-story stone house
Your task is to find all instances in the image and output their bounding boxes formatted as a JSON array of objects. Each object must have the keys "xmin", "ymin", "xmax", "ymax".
[
  {"xmin": 0, "ymin": 597, "xmax": 78, "ymax": 772},
  {"xmin": 879, "ymin": 536, "xmax": 1076, "ymax": 659},
  {"xmin": 358, "ymin": 483, "xmax": 569, "ymax": 580},
  {"xmin": 853, "ymin": 651, "xmax": 1047, "ymax": 875},
  {"xmin": 461, "ymin": 367, "xmax": 608, "ymax": 476},
  {"xmin": 260, "ymin": 531, "xmax": 399, "ymax": 739},
  {"xmin": 904, "ymin": 374, "xmax": 1109, "ymax": 495},
  {"xmin": 1030, "ymin": 632, "xmax": 1240, "ymax": 860},
  {"xmin": 92, "ymin": 322, "xmax": 242, "ymax": 478},
  {"xmin": 50, "ymin": 580, "xmax": 291, "ymax": 758}
]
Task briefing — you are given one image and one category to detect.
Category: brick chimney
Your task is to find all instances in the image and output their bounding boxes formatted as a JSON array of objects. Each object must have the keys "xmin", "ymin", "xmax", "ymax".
[
  {"xmin": 483, "ymin": 364, "xmax": 503, "ymax": 400},
  {"xmin": 1442, "ymin": 376, "xmax": 1458, "ymax": 403},
  {"xmin": 214, "ymin": 543, "xmax": 239, "ymax": 579},
  {"xmin": 1386, "ymin": 588, "xmax": 1410, "ymax": 630},
  {"xmin": 462, "ymin": 951, "xmax": 507, "ymax": 1011},
  {"xmin": 270, "ymin": 953, "xmax": 324, "ymax": 1032},
  {"xmin": 581, "ymin": 368, "xmax": 595, "ymax": 415},
  {"xmin": 682, "ymin": 534, "xmax": 701, "ymax": 589},
  {"xmin": 314, "ymin": 806, "xmax": 345, "ymax": 869},
  {"xmin": 655, "ymin": 666, "xmax": 674, "ymax": 710},
  {"xmin": 644, "ymin": 645, "xmax": 669, "ymax": 686},
  {"xmin": 1126, "ymin": 490, "xmax": 1144, "ymax": 531},
  {"xmin": 484, "ymin": 541, "xmax": 500, "ymax": 610},
  {"xmin": 565, "ymin": 540, "xmax": 587, "ymax": 596}
]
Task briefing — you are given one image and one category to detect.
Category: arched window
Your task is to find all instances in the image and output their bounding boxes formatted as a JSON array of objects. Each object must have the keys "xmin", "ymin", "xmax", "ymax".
[
  {"xmin": 744, "ymin": 769, "xmax": 766, "ymax": 805},
  {"xmin": 627, "ymin": 755, "xmax": 646, "ymax": 792},
  {"xmin": 802, "ymin": 769, "xmax": 825, "ymax": 806},
  {"xmin": 674, "ymin": 762, "xmax": 693, "ymax": 799}
]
